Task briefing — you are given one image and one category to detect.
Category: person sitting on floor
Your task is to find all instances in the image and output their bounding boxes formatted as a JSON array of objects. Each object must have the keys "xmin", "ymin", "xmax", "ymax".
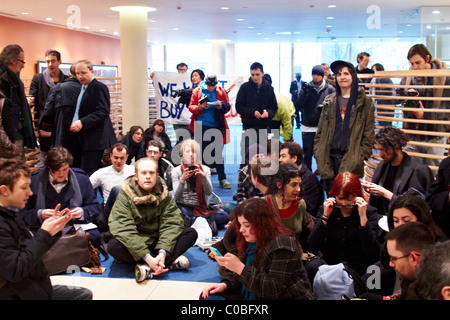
[
  {"xmin": 279, "ymin": 141, "xmax": 324, "ymax": 217},
  {"xmin": 107, "ymin": 157, "xmax": 197, "ymax": 282},
  {"xmin": 145, "ymin": 140, "xmax": 174, "ymax": 190},
  {"xmin": 143, "ymin": 119, "xmax": 173, "ymax": 164},
  {"xmin": 124, "ymin": 125, "xmax": 145, "ymax": 165},
  {"xmin": 20, "ymin": 146, "xmax": 102, "ymax": 247},
  {"xmin": 172, "ymin": 139, "xmax": 229, "ymax": 229},
  {"xmin": 201, "ymin": 198, "xmax": 314, "ymax": 300},
  {"xmin": 307, "ymin": 171, "xmax": 380, "ymax": 279},
  {"xmin": 89, "ymin": 143, "xmax": 135, "ymax": 233},
  {"xmin": 0, "ymin": 158, "xmax": 92, "ymax": 300}
]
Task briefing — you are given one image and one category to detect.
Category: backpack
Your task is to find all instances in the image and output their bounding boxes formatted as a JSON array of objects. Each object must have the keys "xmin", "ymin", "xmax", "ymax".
[{"xmin": 313, "ymin": 262, "xmax": 367, "ymax": 300}]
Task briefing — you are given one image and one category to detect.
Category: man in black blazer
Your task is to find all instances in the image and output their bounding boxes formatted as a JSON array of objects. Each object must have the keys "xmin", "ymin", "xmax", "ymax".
[{"xmin": 70, "ymin": 60, "xmax": 116, "ymax": 175}]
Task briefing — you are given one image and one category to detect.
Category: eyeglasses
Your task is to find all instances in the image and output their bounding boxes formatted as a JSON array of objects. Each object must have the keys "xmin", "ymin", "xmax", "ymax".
[
  {"xmin": 17, "ymin": 59, "xmax": 26, "ymax": 64},
  {"xmin": 389, "ymin": 253, "xmax": 410, "ymax": 263},
  {"xmin": 334, "ymin": 203, "xmax": 355, "ymax": 209}
]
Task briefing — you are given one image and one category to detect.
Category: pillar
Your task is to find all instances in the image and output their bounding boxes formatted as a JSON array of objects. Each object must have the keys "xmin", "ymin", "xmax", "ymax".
[{"xmin": 111, "ymin": 6, "xmax": 156, "ymax": 131}]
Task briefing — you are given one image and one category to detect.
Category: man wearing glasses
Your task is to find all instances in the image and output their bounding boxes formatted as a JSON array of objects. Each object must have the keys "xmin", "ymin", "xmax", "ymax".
[
  {"xmin": 384, "ymin": 222, "xmax": 435, "ymax": 300},
  {"xmin": 0, "ymin": 44, "xmax": 37, "ymax": 156}
]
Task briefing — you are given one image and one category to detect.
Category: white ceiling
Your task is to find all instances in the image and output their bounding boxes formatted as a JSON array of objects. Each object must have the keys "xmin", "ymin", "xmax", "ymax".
[{"xmin": 1, "ymin": 1, "xmax": 449, "ymax": 44}]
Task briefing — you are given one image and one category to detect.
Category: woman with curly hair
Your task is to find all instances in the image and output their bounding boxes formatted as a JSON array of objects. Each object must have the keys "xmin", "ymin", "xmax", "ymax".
[{"xmin": 201, "ymin": 198, "xmax": 314, "ymax": 300}]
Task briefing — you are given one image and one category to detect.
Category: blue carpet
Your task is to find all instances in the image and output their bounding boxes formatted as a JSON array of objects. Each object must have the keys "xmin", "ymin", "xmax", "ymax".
[{"xmin": 80, "ymin": 125, "xmax": 312, "ymax": 283}]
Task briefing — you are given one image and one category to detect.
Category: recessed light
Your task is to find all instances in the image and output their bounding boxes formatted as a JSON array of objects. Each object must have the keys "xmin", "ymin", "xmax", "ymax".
[
  {"xmin": 172, "ymin": 27, "xmax": 179, "ymax": 31},
  {"xmin": 100, "ymin": 29, "xmax": 106, "ymax": 32},
  {"xmin": 327, "ymin": 16, "xmax": 334, "ymax": 20},
  {"xmin": 432, "ymin": 10, "xmax": 440, "ymax": 14},
  {"xmin": 21, "ymin": 12, "xmax": 29, "ymax": 15},
  {"xmin": 328, "ymin": 5, "xmax": 336, "ymax": 8},
  {"xmin": 236, "ymin": 18, "xmax": 244, "ymax": 21},
  {"xmin": 221, "ymin": 7, "xmax": 229, "ymax": 10},
  {"xmin": 84, "ymin": 26, "xmax": 90, "ymax": 30},
  {"xmin": 426, "ymin": 25, "xmax": 432, "ymax": 29},
  {"xmin": 113, "ymin": 31, "xmax": 119, "ymax": 35},
  {"xmin": 46, "ymin": 17, "xmax": 53, "ymax": 21},
  {"xmin": 248, "ymin": 26, "xmax": 254, "ymax": 29},
  {"xmin": 326, "ymin": 25, "xmax": 333, "ymax": 28}
]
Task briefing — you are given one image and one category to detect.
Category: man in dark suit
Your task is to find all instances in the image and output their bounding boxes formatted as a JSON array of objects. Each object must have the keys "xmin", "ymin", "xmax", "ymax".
[
  {"xmin": 70, "ymin": 59, "xmax": 116, "ymax": 175},
  {"xmin": 29, "ymin": 50, "xmax": 68, "ymax": 166},
  {"xmin": 290, "ymin": 73, "xmax": 304, "ymax": 129}
]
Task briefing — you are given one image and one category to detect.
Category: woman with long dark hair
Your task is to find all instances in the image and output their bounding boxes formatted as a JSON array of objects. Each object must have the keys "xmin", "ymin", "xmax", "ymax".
[
  {"xmin": 124, "ymin": 125, "xmax": 145, "ymax": 165},
  {"xmin": 263, "ymin": 162, "xmax": 315, "ymax": 250},
  {"xmin": 143, "ymin": 119, "xmax": 173, "ymax": 163},
  {"xmin": 201, "ymin": 198, "xmax": 314, "ymax": 300}
]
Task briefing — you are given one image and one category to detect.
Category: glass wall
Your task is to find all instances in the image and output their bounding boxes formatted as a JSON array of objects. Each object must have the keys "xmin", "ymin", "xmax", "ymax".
[{"xmin": 150, "ymin": 37, "xmax": 424, "ymax": 92}]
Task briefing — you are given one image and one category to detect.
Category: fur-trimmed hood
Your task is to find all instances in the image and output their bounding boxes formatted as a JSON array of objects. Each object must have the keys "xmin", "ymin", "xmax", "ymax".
[{"xmin": 121, "ymin": 176, "xmax": 169, "ymax": 206}]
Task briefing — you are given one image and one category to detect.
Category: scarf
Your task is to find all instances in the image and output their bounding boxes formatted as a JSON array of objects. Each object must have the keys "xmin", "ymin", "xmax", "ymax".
[
  {"xmin": 35, "ymin": 168, "xmax": 83, "ymax": 210},
  {"xmin": 5, "ymin": 67, "xmax": 36, "ymax": 148},
  {"xmin": 180, "ymin": 161, "xmax": 212, "ymax": 216},
  {"xmin": 242, "ymin": 242, "xmax": 258, "ymax": 300},
  {"xmin": 42, "ymin": 69, "xmax": 57, "ymax": 88}
]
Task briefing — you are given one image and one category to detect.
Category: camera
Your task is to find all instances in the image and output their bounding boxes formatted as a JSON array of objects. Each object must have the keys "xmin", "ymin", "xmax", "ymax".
[
  {"xmin": 199, "ymin": 96, "xmax": 209, "ymax": 105},
  {"xmin": 402, "ymin": 90, "xmax": 420, "ymax": 118}
]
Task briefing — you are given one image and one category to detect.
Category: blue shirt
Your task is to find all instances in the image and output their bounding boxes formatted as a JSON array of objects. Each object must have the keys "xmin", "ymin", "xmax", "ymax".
[{"xmin": 196, "ymin": 81, "xmax": 219, "ymax": 128}]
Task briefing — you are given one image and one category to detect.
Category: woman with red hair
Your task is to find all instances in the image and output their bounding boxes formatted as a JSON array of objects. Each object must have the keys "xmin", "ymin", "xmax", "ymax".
[
  {"xmin": 307, "ymin": 172, "xmax": 380, "ymax": 277},
  {"xmin": 201, "ymin": 198, "xmax": 314, "ymax": 300}
]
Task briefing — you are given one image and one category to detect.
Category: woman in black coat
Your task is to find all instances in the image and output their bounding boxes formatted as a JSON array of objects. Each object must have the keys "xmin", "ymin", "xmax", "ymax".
[{"xmin": 307, "ymin": 172, "xmax": 380, "ymax": 278}]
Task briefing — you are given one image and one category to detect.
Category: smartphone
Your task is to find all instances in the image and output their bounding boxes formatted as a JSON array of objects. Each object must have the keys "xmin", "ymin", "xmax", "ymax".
[
  {"xmin": 59, "ymin": 208, "xmax": 70, "ymax": 217},
  {"xmin": 209, "ymin": 247, "xmax": 223, "ymax": 257}
]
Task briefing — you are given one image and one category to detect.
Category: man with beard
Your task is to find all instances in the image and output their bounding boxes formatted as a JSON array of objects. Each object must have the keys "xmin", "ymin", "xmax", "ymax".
[{"xmin": 362, "ymin": 126, "xmax": 433, "ymax": 215}]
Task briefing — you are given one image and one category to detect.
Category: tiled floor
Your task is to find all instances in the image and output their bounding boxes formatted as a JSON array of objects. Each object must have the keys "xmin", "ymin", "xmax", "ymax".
[{"xmin": 50, "ymin": 275, "xmax": 215, "ymax": 300}]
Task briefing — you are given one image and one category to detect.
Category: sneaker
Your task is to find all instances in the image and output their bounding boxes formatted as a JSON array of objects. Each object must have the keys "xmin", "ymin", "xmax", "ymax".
[
  {"xmin": 219, "ymin": 179, "xmax": 231, "ymax": 189},
  {"xmin": 169, "ymin": 255, "xmax": 190, "ymax": 270},
  {"xmin": 135, "ymin": 263, "xmax": 153, "ymax": 283}
]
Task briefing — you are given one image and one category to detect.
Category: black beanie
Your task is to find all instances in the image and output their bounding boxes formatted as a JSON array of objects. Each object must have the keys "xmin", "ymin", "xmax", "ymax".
[{"xmin": 312, "ymin": 65, "xmax": 325, "ymax": 77}]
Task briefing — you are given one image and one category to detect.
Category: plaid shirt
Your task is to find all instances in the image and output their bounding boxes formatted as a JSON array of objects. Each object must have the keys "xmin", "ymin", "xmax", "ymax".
[{"xmin": 235, "ymin": 165, "xmax": 263, "ymax": 204}]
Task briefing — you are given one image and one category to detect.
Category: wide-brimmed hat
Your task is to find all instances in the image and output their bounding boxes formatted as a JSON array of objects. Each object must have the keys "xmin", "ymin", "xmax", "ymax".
[{"xmin": 330, "ymin": 60, "xmax": 355, "ymax": 74}]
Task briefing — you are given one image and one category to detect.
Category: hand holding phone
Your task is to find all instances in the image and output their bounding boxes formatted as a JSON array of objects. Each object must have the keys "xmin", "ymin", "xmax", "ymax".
[{"xmin": 209, "ymin": 247, "xmax": 223, "ymax": 257}]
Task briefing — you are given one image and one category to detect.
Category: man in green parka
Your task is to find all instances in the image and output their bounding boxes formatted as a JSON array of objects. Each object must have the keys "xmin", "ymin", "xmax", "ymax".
[{"xmin": 107, "ymin": 157, "xmax": 197, "ymax": 282}]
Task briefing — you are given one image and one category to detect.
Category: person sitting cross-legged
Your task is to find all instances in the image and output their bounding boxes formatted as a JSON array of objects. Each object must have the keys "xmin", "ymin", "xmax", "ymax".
[{"xmin": 107, "ymin": 157, "xmax": 197, "ymax": 282}]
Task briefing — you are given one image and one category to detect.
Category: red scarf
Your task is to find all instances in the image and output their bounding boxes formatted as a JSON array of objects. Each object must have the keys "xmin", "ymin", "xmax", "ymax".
[{"xmin": 181, "ymin": 162, "xmax": 212, "ymax": 216}]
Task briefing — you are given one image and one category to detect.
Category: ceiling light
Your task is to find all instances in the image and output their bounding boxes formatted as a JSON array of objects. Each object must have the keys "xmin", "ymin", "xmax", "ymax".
[
  {"xmin": 432, "ymin": 10, "xmax": 440, "ymax": 14},
  {"xmin": 275, "ymin": 32, "xmax": 291, "ymax": 35},
  {"xmin": 426, "ymin": 25, "xmax": 432, "ymax": 29},
  {"xmin": 46, "ymin": 17, "xmax": 53, "ymax": 21},
  {"xmin": 326, "ymin": 25, "xmax": 333, "ymax": 28},
  {"xmin": 327, "ymin": 16, "xmax": 334, "ymax": 20},
  {"xmin": 236, "ymin": 18, "xmax": 244, "ymax": 21},
  {"xmin": 221, "ymin": 7, "xmax": 229, "ymax": 10},
  {"xmin": 172, "ymin": 27, "xmax": 179, "ymax": 31},
  {"xmin": 248, "ymin": 26, "xmax": 254, "ymax": 29},
  {"xmin": 100, "ymin": 29, "xmax": 106, "ymax": 32},
  {"xmin": 113, "ymin": 31, "xmax": 119, "ymax": 35},
  {"xmin": 85, "ymin": 26, "xmax": 90, "ymax": 30},
  {"xmin": 21, "ymin": 12, "xmax": 29, "ymax": 15},
  {"xmin": 328, "ymin": 5, "xmax": 336, "ymax": 8}
]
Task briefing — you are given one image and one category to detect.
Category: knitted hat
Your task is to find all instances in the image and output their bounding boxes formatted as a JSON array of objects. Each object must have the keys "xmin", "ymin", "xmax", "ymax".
[{"xmin": 312, "ymin": 65, "xmax": 325, "ymax": 77}]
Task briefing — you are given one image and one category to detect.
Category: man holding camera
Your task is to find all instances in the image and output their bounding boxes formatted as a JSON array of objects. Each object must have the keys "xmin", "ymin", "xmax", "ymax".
[
  {"xmin": 188, "ymin": 74, "xmax": 231, "ymax": 189},
  {"xmin": 400, "ymin": 44, "xmax": 450, "ymax": 167}
]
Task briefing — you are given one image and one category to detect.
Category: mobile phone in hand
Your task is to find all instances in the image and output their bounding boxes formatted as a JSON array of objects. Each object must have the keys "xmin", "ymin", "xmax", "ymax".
[{"xmin": 209, "ymin": 247, "xmax": 223, "ymax": 257}]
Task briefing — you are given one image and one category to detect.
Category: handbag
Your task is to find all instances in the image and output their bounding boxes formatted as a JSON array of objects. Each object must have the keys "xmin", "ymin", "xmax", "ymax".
[{"xmin": 42, "ymin": 226, "xmax": 92, "ymax": 275}]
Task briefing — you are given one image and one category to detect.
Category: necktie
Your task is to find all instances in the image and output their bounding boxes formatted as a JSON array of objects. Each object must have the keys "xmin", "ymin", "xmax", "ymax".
[{"xmin": 72, "ymin": 85, "xmax": 86, "ymax": 123}]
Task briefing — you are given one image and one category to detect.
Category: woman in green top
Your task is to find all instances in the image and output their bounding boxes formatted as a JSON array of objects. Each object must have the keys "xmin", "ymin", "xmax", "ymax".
[{"xmin": 253, "ymin": 161, "xmax": 315, "ymax": 251}]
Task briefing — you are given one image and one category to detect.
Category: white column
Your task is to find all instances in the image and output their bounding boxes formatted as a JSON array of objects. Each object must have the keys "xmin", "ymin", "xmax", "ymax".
[
  {"xmin": 211, "ymin": 40, "xmax": 227, "ymax": 75},
  {"xmin": 111, "ymin": 6, "xmax": 155, "ymax": 131},
  {"xmin": 226, "ymin": 42, "xmax": 236, "ymax": 75}
]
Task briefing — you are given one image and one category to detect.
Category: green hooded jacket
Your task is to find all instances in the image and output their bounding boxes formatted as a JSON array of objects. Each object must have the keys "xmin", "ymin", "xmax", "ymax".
[{"xmin": 108, "ymin": 176, "xmax": 184, "ymax": 261}]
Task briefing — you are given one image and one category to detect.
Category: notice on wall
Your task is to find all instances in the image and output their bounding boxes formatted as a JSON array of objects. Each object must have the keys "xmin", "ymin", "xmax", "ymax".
[{"xmin": 152, "ymin": 71, "xmax": 244, "ymax": 126}]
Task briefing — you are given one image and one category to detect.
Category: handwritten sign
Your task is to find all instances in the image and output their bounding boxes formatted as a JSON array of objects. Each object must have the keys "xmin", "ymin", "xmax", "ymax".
[{"xmin": 153, "ymin": 71, "xmax": 244, "ymax": 125}]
